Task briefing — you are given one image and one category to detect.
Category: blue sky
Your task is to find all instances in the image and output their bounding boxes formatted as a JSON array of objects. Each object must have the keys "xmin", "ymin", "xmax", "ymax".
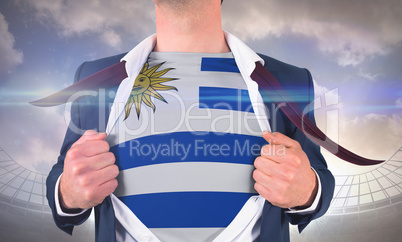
[{"xmin": 0, "ymin": 0, "xmax": 401, "ymax": 175}]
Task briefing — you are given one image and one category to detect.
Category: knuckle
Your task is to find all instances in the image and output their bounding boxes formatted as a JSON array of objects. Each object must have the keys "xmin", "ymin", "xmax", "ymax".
[
  {"xmin": 100, "ymin": 152, "xmax": 113, "ymax": 163},
  {"xmin": 77, "ymin": 176, "xmax": 89, "ymax": 187},
  {"xmin": 90, "ymin": 140, "xmax": 108, "ymax": 152},
  {"xmin": 103, "ymin": 179, "xmax": 118, "ymax": 196},
  {"xmin": 70, "ymin": 163, "xmax": 82, "ymax": 176},
  {"xmin": 108, "ymin": 152, "xmax": 116, "ymax": 163},
  {"xmin": 261, "ymin": 145, "xmax": 270, "ymax": 156},
  {"xmin": 252, "ymin": 170, "xmax": 260, "ymax": 181},
  {"xmin": 111, "ymin": 179, "xmax": 118, "ymax": 191},
  {"xmin": 254, "ymin": 182, "xmax": 265, "ymax": 196},
  {"xmin": 66, "ymin": 148, "xmax": 80, "ymax": 161},
  {"xmin": 254, "ymin": 182, "xmax": 260, "ymax": 192},
  {"xmin": 293, "ymin": 155, "xmax": 302, "ymax": 166},
  {"xmin": 84, "ymin": 130, "xmax": 97, "ymax": 136},
  {"xmin": 111, "ymin": 165, "xmax": 120, "ymax": 177},
  {"xmin": 284, "ymin": 170, "xmax": 295, "ymax": 182},
  {"xmin": 288, "ymin": 153, "xmax": 301, "ymax": 166},
  {"xmin": 83, "ymin": 188, "xmax": 95, "ymax": 202},
  {"xmin": 294, "ymin": 141, "xmax": 301, "ymax": 149},
  {"xmin": 288, "ymin": 173, "xmax": 295, "ymax": 182},
  {"xmin": 100, "ymin": 140, "xmax": 110, "ymax": 151},
  {"xmin": 254, "ymin": 157, "xmax": 263, "ymax": 168},
  {"xmin": 81, "ymin": 130, "xmax": 97, "ymax": 140}
]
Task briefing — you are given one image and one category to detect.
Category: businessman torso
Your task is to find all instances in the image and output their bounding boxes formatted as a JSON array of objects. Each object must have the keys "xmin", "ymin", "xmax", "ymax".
[{"xmin": 46, "ymin": 51, "xmax": 334, "ymax": 242}]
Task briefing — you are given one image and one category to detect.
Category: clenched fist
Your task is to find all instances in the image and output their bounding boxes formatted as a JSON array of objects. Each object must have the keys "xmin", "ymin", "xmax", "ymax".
[
  {"xmin": 59, "ymin": 130, "xmax": 119, "ymax": 210},
  {"xmin": 253, "ymin": 131, "xmax": 318, "ymax": 209}
]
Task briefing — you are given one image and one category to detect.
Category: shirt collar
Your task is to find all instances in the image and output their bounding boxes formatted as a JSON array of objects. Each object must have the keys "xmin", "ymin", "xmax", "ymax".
[
  {"xmin": 121, "ymin": 33, "xmax": 157, "ymax": 77},
  {"xmin": 120, "ymin": 31, "xmax": 264, "ymax": 78},
  {"xmin": 224, "ymin": 32, "xmax": 264, "ymax": 76},
  {"xmin": 107, "ymin": 32, "xmax": 270, "ymax": 134}
]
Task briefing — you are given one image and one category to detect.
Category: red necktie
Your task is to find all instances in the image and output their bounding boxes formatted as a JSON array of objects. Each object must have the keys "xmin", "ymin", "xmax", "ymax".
[
  {"xmin": 251, "ymin": 62, "xmax": 384, "ymax": 166},
  {"xmin": 30, "ymin": 61, "xmax": 127, "ymax": 107}
]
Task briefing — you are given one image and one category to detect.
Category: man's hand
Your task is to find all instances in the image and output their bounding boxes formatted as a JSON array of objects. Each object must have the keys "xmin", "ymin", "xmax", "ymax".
[
  {"xmin": 253, "ymin": 131, "xmax": 318, "ymax": 209},
  {"xmin": 59, "ymin": 130, "xmax": 119, "ymax": 210}
]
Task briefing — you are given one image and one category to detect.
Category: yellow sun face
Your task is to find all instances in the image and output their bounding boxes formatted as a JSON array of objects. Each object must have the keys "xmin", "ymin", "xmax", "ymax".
[
  {"xmin": 124, "ymin": 61, "xmax": 177, "ymax": 120},
  {"xmin": 132, "ymin": 74, "xmax": 151, "ymax": 95}
]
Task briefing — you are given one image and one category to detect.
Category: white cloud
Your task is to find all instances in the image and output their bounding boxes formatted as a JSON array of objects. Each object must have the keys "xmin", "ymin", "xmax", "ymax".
[
  {"xmin": 19, "ymin": 0, "xmax": 402, "ymax": 65},
  {"xmin": 0, "ymin": 12, "xmax": 23, "ymax": 74},
  {"xmin": 312, "ymin": 80, "xmax": 401, "ymax": 175},
  {"xmin": 222, "ymin": 0, "xmax": 402, "ymax": 66},
  {"xmin": 357, "ymin": 68, "xmax": 382, "ymax": 81},
  {"xmin": 101, "ymin": 30, "xmax": 123, "ymax": 49},
  {"xmin": 339, "ymin": 113, "xmax": 401, "ymax": 160},
  {"xmin": 21, "ymin": 0, "xmax": 155, "ymax": 49},
  {"xmin": 396, "ymin": 98, "xmax": 402, "ymax": 108},
  {"xmin": 316, "ymin": 111, "xmax": 402, "ymax": 175},
  {"xmin": 0, "ymin": 103, "xmax": 67, "ymax": 173}
]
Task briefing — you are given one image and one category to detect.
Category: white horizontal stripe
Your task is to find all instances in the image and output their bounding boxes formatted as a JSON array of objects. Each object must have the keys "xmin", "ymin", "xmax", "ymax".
[
  {"xmin": 150, "ymin": 228, "xmax": 224, "ymax": 242},
  {"xmin": 114, "ymin": 162, "xmax": 256, "ymax": 197},
  {"xmin": 112, "ymin": 193, "xmax": 265, "ymax": 242},
  {"xmin": 106, "ymin": 106, "xmax": 263, "ymax": 147}
]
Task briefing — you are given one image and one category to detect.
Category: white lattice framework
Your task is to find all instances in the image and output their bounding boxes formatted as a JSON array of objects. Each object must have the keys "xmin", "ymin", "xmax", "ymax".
[
  {"xmin": 327, "ymin": 147, "xmax": 402, "ymax": 215},
  {"xmin": 0, "ymin": 147, "xmax": 50, "ymax": 213}
]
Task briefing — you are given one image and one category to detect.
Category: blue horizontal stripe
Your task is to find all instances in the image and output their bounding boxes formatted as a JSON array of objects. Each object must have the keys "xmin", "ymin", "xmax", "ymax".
[
  {"xmin": 110, "ymin": 131, "xmax": 266, "ymax": 171},
  {"xmin": 118, "ymin": 192, "xmax": 256, "ymax": 228},
  {"xmin": 199, "ymin": 86, "xmax": 254, "ymax": 113},
  {"xmin": 201, "ymin": 58, "xmax": 240, "ymax": 73}
]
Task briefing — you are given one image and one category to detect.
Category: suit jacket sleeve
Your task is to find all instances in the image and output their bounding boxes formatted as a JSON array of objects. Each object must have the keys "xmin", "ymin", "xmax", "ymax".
[
  {"xmin": 283, "ymin": 68, "xmax": 335, "ymax": 232},
  {"xmin": 46, "ymin": 62, "xmax": 92, "ymax": 235}
]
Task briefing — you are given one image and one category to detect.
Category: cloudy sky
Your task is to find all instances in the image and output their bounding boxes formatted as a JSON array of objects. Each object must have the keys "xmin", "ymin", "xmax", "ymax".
[{"xmin": 0, "ymin": 0, "xmax": 401, "ymax": 175}]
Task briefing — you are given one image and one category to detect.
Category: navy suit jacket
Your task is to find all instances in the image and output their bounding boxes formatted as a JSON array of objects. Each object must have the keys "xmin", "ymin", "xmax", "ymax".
[{"xmin": 46, "ymin": 53, "xmax": 335, "ymax": 242}]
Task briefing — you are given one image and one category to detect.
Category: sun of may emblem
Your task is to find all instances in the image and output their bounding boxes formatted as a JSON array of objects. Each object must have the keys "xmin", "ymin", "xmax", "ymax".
[{"xmin": 124, "ymin": 61, "xmax": 177, "ymax": 120}]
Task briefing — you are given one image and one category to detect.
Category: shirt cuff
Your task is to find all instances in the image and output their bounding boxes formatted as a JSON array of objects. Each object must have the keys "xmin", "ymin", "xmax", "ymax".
[
  {"xmin": 55, "ymin": 174, "xmax": 89, "ymax": 217},
  {"xmin": 285, "ymin": 167, "xmax": 322, "ymax": 214}
]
